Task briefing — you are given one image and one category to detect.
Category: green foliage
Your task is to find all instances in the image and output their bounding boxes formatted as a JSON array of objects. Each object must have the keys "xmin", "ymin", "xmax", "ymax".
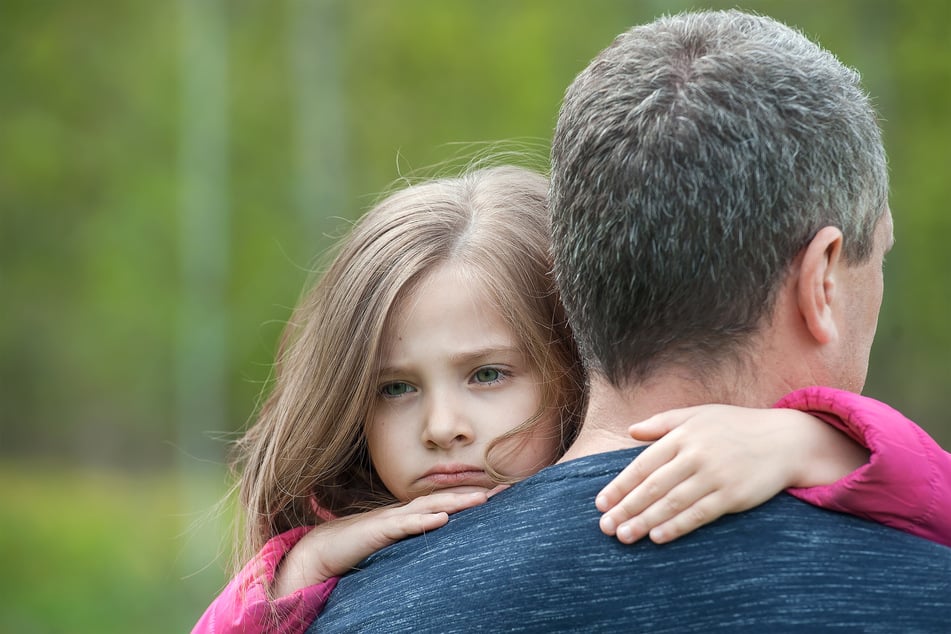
[
  {"xmin": 0, "ymin": 462, "xmax": 229, "ymax": 633},
  {"xmin": 4, "ymin": 0, "xmax": 947, "ymax": 464}
]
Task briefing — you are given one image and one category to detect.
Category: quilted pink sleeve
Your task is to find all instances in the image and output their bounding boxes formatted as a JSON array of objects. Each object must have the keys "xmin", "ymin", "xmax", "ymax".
[
  {"xmin": 191, "ymin": 526, "xmax": 339, "ymax": 634},
  {"xmin": 776, "ymin": 386, "xmax": 951, "ymax": 547}
]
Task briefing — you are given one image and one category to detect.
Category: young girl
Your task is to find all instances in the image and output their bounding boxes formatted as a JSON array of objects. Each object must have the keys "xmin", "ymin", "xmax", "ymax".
[{"xmin": 193, "ymin": 165, "xmax": 951, "ymax": 634}]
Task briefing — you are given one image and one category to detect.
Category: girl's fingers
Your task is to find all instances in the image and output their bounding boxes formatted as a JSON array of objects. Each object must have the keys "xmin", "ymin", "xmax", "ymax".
[
  {"xmin": 310, "ymin": 494, "xmax": 487, "ymax": 581},
  {"xmin": 486, "ymin": 484, "xmax": 510, "ymax": 497},
  {"xmin": 596, "ymin": 440, "xmax": 679, "ymax": 512},
  {"xmin": 644, "ymin": 490, "xmax": 731, "ymax": 544},
  {"xmin": 376, "ymin": 492, "xmax": 488, "ymax": 541},
  {"xmin": 613, "ymin": 477, "xmax": 718, "ymax": 544},
  {"xmin": 628, "ymin": 408, "xmax": 699, "ymax": 441},
  {"xmin": 599, "ymin": 458, "xmax": 699, "ymax": 537},
  {"xmin": 402, "ymin": 491, "xmax": 488, "ymax": 515},
  {"xmin": 385, "ymin": 511, "xmax": 450, "ymax": 539},
  {"xmin": 369, "ymin": 492, "xmax": 488, "ymax": 543}
]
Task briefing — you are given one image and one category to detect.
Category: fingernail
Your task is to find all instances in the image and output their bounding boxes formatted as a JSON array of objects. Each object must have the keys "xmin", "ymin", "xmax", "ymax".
[
  {"xmin": 617, "ymin": 525, "xmax": 632, "ymax": 542},
  {"xmin": 595, "ymin": 494, "xmax": 607, "ymax": 510},
  {"xmin": 600, "ymin": 515, "xmax": 616, "ymax": 534}
]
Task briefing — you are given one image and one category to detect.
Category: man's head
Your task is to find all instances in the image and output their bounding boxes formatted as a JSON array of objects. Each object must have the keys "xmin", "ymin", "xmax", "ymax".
[{"xmin": 550, "ymin": 10, "xmax": 889, "ymax": 390}]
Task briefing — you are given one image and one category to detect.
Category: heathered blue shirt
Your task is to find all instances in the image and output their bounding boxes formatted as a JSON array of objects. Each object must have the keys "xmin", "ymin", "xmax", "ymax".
[{"xmin": 311, "ymin": 448, "xmax": 951, "ymax": 632}]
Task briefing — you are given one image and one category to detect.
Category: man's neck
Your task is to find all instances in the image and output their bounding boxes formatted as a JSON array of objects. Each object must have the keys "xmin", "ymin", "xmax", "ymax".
[{"xmin": 559, "ymin": 365, "xmax": 784, "ymax": 463}]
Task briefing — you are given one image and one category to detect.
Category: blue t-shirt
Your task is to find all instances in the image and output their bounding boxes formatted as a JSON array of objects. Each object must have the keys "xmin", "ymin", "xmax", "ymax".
[{"xmin": 311, "ymin": 448, "xmax": 951, "ymax": 632}]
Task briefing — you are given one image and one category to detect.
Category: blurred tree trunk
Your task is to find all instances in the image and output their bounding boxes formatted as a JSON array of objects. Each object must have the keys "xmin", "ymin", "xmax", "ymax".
[
  {"xmin": 287, "ymin": 0, "xmax": 349, "ymax": 247},
  {"xmin": 176, "ymin": 0, "xmax": 230, "ymax": 577}
]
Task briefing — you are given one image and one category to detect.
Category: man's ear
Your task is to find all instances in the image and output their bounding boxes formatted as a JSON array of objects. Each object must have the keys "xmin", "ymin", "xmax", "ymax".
[{"xmin": 797, "ymin": 226, "xmax": 844, "ymax": 345}]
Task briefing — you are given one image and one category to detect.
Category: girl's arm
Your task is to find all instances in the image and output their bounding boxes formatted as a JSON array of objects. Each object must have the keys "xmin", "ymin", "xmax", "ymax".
[
  {"xmin": 271, "ymin": 492, "xmax": 486, "ymax": 598},
  {"xmin": 596, "ymin": 387, "xmax": 951, "ymax": 547},
  {"xmin": 776, "ymin": 386, "xmax": 950, "ymax": 546},
  {"xmin": 190, "ymin": 526, "xmax": 336, "ymax": 634},
  {"xmin": 192, "ymin": 492, "xmax": 487, "ymax": 634}
]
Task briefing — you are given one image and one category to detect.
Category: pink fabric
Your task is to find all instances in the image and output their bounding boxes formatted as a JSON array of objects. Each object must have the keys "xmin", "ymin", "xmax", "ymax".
[
  {"xmin": 191, "ymin": 526, "xmax": 337, "ymax": 634},
  {"xmin": 778, "ymin": 386, "xmax": 951, "ymax": 547}
]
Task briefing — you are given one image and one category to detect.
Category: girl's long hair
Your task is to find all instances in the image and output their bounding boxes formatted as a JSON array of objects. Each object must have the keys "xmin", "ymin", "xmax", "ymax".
[{"xmin": 232, "ymin": 165, "xmax": 585, "ymax": 564}]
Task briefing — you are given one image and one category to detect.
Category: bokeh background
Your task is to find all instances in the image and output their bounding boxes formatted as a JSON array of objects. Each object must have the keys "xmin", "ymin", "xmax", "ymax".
[{"xmin": 2, "ymin": 1, "xmax": 948, "ymax": 631}]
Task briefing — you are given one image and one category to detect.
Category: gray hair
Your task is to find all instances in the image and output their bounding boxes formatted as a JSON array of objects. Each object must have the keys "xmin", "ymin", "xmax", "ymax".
[{"xmin": 550, "ymin": 10, "xmax": 888, "ymax": 385}]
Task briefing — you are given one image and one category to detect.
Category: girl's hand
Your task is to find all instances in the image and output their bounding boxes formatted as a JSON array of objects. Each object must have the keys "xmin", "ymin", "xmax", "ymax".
[
  {"xmin": 272, "ymin": 491, "xmax": 487, "ymax": 598},
  {"xmin": 595, "ymin": 405, "xmax": 868, "ymax": 545}
]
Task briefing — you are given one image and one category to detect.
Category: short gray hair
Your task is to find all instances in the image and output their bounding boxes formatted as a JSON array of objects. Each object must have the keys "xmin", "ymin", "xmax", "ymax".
[{"xmin": 550, "ymin": 10, "xmax": 888, "ymax": 385}]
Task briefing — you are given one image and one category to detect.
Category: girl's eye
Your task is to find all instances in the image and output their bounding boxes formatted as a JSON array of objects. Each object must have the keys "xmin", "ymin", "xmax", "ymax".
[
  {"xmin": 473, "ymin": 367, "xmax": 503, "ymax": 384},
  {"xmin": 380, "ymin": 382, "xmax": 415, "ymax": 397}
]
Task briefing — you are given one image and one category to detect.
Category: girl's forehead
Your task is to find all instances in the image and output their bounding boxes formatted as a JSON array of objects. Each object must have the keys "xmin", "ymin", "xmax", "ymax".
[
  {"xmin": 389, "ymin": 264, "xmax": 500, "ymax": 327},
  {"xmin": 377, "ymin": 262, "xmax": 525, "ymax": 357}
]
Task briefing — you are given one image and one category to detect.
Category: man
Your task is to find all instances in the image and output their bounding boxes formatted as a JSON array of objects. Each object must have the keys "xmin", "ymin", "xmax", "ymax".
[{"xmin": 312, "ymin": 10, "xmax": 950, "ymax": 631}]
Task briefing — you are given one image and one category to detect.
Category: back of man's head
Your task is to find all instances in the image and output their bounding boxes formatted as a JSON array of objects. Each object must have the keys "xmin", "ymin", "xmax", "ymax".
[{"xmin": 550, "ymin": 10, "xmax": 887, "ymax": 386}]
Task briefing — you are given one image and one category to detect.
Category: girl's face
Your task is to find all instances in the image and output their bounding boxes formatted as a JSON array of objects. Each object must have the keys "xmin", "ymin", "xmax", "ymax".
[{"xmin": 366, "ymin": 263, "xmax": 561, "ymax": 502}]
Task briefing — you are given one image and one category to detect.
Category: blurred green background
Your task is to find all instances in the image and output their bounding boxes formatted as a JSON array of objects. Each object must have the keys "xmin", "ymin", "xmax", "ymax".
[{"xmin": 1, "ymin": 1, "xmax": 948, "ymax": 631}]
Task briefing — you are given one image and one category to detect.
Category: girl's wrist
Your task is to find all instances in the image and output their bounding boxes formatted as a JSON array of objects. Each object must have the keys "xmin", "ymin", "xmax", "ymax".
[
  {"xmin": 271, "ymin": 535, "xmax": 332, "ymax": 599},
  {"xmin": 785, "ymin": 410, "xmax": 867, "ymax": 489}
]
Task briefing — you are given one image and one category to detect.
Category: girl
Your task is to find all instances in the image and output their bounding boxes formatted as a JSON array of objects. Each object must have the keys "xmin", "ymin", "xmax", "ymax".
[{"xmin": 193, "ymin": 165, "xmax": 950, "ymax": 634}]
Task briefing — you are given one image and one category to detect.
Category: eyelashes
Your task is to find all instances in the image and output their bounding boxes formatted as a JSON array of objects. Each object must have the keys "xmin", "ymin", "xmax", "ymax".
[
  {"xmin": 378, "ymin": 366, "xmax": 512, "ymax": 398},
  {"xmin": 472, "ymin": 367, "xmax": 506, "ymax": 384},
  {"xmin": 379, "ymin": 382, "xmax": 417, "ymax": 398}
]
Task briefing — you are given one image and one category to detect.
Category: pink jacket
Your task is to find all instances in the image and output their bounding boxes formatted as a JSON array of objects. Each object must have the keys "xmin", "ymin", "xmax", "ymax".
[
  {"xmin": 192, "ymin": 386, "xmax": 951, "ymax": 634},
  {"xmin": 779, "ymin": 387, "xmax": 950, "ymax": 545},
  {"xmin": 191, "ymin": 526, "xmax": 337, "ymax": 634}
]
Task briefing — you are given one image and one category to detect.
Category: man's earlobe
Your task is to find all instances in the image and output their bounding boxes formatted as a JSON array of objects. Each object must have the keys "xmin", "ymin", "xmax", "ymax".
[{"xmin": 797, "ymin": 226, "xmax": 844, "ymax": 345}]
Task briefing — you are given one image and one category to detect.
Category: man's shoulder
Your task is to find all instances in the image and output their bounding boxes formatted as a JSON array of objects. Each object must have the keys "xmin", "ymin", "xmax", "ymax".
[
  {"xmin": 314, "ymin": 449, "xmax": 951, "ymax": 632},
  {"xmin": 475, "ymin": 448, "xmax": 951, "ymax": 551},
  {"xmin": 500, "ymin": 449, "xmax": 950, "ymax": 557}
]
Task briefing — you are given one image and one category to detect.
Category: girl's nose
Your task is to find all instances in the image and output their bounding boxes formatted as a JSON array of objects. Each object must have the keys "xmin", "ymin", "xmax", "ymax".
[{"xmin": 421, "ymin": 391, "xmax": 474, "ymax": 449}]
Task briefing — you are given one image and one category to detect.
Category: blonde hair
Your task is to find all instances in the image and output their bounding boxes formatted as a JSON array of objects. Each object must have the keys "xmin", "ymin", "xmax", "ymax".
[{"xmin": 232, "ymin": 165, "xmax": 585, "ymax": 563}]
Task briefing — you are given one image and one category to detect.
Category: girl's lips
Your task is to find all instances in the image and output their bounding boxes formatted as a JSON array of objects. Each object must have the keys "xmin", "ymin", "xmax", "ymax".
[
  {"xmin": 418, "ymin": 465, "xmax": 492, "ymax": 488},
  {"xmin": 421, "ymin": 470, "xmax": 487, "ymax": 485}
]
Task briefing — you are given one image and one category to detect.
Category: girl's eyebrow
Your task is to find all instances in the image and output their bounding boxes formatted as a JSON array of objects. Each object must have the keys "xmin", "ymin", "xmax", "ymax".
[
  {"xmin": 449, "ymin": 346, "xmax": 522, "ymax": 365},
  {"xmin": 378, "ymin": 346, "xmax": 523, "ymax": 378},
  {"xmin": 377, "ymin": 366, "xmax": 408, "ymax": 379}
]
